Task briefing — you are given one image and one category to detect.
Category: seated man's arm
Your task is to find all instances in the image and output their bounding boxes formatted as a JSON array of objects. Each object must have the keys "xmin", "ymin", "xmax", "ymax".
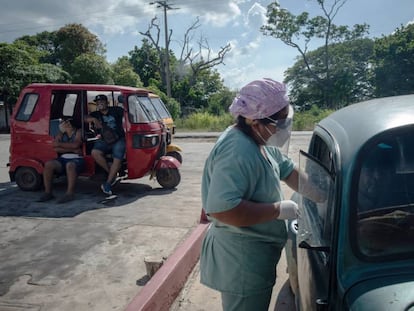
[{"xmin": 53, "ymin": 130, "xmax": 83, "ymax": 154}]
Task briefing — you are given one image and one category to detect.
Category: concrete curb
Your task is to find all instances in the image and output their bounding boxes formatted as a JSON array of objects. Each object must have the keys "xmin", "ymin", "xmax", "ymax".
[{"xmin": 125, "ymin": 219, "xmax": 210, "ymax": 311}]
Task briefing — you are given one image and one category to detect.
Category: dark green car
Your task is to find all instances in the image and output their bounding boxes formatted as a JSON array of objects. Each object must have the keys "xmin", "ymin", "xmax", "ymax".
[{"xmin": 286, "ymin": 94, "xmax": 414, "ymax": 310}]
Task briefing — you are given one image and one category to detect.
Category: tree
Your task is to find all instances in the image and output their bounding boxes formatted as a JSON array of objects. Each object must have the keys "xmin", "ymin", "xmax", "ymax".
[
  {"xmin": 261, "ymin": 0, "xmax": 369, "ymax": 108},
  {"xmin": 285, "ymin": 38, "xmax": 374, "ymax": 109},
  {"xmin": 0, "ymin": 42, "xmax": 70, "ymax": 102},
  {"xmin": 139, "ymin": 17, "xmax": 230, "ymax": 98},
  {"xmin": 373, "ymin": 23, "xmax": 414, "ymax": 97},
  {"xmin": 0, "ymin": 41, "xmax": 70, "ymax": 128},
  {"xmin": 112, "ymin": 56, "xmax": 143, "ymax": 87},
  {"xmin": 129, "ymin": 39, "xmax": 161, "ymax": 87},
  {"xmin": 175, "ymin": 17, "xmax": 231, "ymax": 87},
  {"xmin": 70, "ymin": 54, "xmax": 113, "ymax": 84},
  {"xmin": 15, "ymin": 31, "xmax": 58, "ymax": 65},
  {"xmin": 54, "ymin": 23, "xmax": 105, "ymax": 73}
]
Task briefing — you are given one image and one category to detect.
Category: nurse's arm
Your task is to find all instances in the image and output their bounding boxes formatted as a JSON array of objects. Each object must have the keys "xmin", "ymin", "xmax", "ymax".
[
  {"xmin": 283, "ymin": 167, "xmax": 299, "ymax": 192},
  {"xmin": 209, "ymin": 200, "xmax": 281, "ymax": 227}
]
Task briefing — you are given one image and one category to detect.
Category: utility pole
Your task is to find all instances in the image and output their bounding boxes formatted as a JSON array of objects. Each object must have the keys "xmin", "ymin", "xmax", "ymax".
[{"xmin": 149, "ymin": 1, "xmax": 178, "ymax": 97}]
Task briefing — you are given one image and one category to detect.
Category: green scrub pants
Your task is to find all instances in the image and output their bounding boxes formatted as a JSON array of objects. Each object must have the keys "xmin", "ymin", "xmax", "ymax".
[{"xmin": 221, "ymin": 288, "xmax": 273, "ymax": 311}]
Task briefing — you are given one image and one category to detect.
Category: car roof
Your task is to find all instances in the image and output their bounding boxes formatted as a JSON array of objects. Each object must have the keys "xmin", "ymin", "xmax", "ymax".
[{"xmin": 316, "ymin": 94, "xmax": 414, "ymax": 168}]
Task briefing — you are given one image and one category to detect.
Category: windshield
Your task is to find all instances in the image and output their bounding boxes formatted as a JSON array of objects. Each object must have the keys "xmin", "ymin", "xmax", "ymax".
[
  {"xmin": 127, "ymin": 95, "xmax": 160, "ymax": 123},
  {"xmin": 150, "ymin": 97, "xmax": 171, "ymax": 119},
  {"xmin": 355, "ymin": 127, "xmax": 414, "ymax": 258}
]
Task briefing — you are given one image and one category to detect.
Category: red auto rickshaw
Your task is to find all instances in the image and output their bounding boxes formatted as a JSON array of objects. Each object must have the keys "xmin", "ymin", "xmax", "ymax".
[{"xmin": 8, "ymin": 83, "xmax": 181, "ymax": 191}]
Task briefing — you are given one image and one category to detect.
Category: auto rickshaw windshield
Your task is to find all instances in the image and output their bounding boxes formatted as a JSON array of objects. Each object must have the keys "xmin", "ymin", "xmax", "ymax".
[{"xmin": 128, "ymin": 95, "xmax": 160, "ymax": 123}]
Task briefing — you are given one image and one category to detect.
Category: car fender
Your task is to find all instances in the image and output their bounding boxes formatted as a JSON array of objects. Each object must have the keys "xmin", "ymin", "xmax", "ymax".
[
  {"xmin": 166, "ymin": 144, "xmax": 182, "ymax": 153},
  {"xmin": 156, "ymin": 155, "xmax": 181, "ymax": 169}
]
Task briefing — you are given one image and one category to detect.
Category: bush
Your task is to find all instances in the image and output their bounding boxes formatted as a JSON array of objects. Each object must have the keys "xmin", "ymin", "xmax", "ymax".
[
  {"xmin": 176, "ymin": 112, "xmax": 234, "ymax": 131},
  {"xmin": 293, "ymin": 105, "xmax": 334, "ymax": 131},
  {"xmin": 175, "ymin": 106, "xmax": 334, "ymax": 132}
]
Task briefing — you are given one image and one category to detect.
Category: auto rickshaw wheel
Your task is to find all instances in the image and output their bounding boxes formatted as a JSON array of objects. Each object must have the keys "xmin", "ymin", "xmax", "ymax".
[
  {"xmin": 15, "ymin": 167, "xmax": 43, "ymax": 191},
  {"xmin": 166, "ymin": 151, "xmax": 183, "ymax": 164},
  {"xmin": 156, "ymin": 168, "xmax": 181, "ymax": 189}
]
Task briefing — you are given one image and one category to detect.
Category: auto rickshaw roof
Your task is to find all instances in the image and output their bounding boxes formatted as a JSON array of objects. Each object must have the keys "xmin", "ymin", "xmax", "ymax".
[{"xmin": 24, "ymin": 83, "xmax": 149, "ymax": 95}]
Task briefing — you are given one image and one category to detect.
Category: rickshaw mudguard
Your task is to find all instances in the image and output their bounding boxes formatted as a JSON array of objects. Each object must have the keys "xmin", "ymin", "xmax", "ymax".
[
  {"xmin": 9, "ymin": 158, "xmax": 44, "ymax": 176},
  {"xmin": 156, "ymin": 155, "xmax": 181, "ymax": 169},
  {"xmin": 166, "ymin": 144, "xmax": 182, "ymax": 153}
]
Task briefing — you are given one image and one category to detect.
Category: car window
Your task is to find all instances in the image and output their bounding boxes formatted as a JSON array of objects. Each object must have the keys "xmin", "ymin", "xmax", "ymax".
[
  {"xmin": 356, "ymin": 127, "xmax": 414, "ymax": 258},
  {"xmin": 298, "ymin": 149, "xmax": 335, "ymax": 262},
  {"xmin": 15, "ymin": 93, "xmax": 39, "ymax": 121}
]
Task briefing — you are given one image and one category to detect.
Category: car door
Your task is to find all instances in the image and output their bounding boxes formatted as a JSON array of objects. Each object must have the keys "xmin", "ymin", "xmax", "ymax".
[{"xmin": 296, "ymin": 134, "xmax": 336, "ymax": 311}]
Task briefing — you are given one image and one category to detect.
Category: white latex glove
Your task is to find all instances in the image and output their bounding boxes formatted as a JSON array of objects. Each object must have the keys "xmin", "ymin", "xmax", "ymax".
[{"xmin": 277, "ymin": 200, "xmax": 299, "ymax": 220}]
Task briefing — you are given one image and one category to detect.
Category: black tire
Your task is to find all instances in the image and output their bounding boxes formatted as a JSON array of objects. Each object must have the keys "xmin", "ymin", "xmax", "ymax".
[
  {"xmin": 166, "ymin": 151, "xmax": 183, "ymax": 164},
  {"xmin": 15, "ymin": 167, "xmax": 42, "ymax": 191},
  {"xmin": 156, "ymin": 168, "xmax": 181, "ymax": 189}
]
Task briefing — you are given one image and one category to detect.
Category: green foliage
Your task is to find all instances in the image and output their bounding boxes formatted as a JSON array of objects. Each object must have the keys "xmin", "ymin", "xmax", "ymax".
[
  {"xmin": 55, "ymin": 23, "xmax": 105, "ymax": 72},
  {"xmin": 373, "ymin": 23, "xmax": 414, "ymax": 97},
  {"xmin": 111, "ymin": 56, "xmax": 143, "ymax": 87},
  {"xmin": 206, "ymin": 87, "xmax": 235, "ymax": 115},
  {"xmin": 176, "ymin": 112, "xmax": 234, "ymax": 131},
  {"xmin": 0, "ymin": 42, "xmax": 69, "ymax": 104},
  {"xmin": 261, "ymin": 0, "xmax": 369, "ymax": 108},
  {"xmin": 293, "ymin": 105, "xmax": 334, "ymax": 130},
  {"xmin": 129, "ymin": 39, "xmax": 161, "ymax": 87},
  {"xmin": 70, "ymin": 54, "xmax": 113, "ymax": 84},
  {"xmin": 175, "ymin": 107, "xmax": 333, "ymax": 132},
  {"xmin": 15, "ymin": 31, "xmax": 58, "ymax": 64},
  {"xmin": 285, "ymin": 38, "xmax": 375, "ymax": 109},
  {"xmin": 3, "ymin": 17, "xmax": 414, "ymax": 128}
]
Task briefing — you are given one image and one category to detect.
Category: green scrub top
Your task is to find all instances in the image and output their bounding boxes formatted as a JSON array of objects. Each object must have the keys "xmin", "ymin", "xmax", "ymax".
[{"xmin": 200, "ymin": 126, "xmax": 295, "ymax": 295}]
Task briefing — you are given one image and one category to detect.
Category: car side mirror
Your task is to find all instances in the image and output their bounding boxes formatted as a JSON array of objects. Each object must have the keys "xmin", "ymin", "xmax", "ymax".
[{"xmin": 299, "ymin": 240, "xmax": 330, "ymax": 253}]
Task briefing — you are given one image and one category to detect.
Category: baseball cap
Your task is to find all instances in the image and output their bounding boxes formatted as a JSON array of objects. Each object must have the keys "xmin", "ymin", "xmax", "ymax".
[{"xmin": 94, "ymin": 94, "xmax": 108, "ymax": 102}]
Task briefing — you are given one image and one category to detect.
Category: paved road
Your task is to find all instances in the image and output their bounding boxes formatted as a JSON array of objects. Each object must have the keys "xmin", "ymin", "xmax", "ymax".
[{"xmin": 0, "ymin": 132, "xmax": 311, "ymax": 311}]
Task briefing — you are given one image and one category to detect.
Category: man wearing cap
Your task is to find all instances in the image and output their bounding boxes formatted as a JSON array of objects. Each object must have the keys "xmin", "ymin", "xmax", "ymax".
[
  {"xmin": 85, "ymin": 94, "xmax": 125, "ymax": 195},
  {"xmin": 200, "ymin": 78, "xmax": 300, "ymax": 310}
]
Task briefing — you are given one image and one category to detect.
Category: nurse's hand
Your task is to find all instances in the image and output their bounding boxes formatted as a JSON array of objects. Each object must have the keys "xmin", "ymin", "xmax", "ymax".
[{"xmin": 277, "ymin": 200, "xmax": 299, "ymax": 219}]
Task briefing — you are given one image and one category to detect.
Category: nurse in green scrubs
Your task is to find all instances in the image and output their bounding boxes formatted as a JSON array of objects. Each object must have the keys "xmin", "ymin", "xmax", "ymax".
[{"xmin": 200, "ymin": 78, "xmax": 300, "ymax": 311}]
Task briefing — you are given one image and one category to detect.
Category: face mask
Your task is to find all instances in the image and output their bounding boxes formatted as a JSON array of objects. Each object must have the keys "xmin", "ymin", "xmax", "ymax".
[{"xmin": 264, "ymin": 105, "xmax": 294, "ymax": 154}]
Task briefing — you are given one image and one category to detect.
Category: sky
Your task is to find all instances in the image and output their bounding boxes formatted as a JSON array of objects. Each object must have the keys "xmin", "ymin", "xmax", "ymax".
[{"xmin": 0, "ymin": 0, "xmax": 413, "ymax": 90}]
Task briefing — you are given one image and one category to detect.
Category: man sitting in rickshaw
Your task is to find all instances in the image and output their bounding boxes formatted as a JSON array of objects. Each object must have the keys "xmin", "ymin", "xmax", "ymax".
[
  {"xmin": 85, "ymin": 94, "xmax": 125, "ymax": 196},
  {"xmin": 37, "ymin": 117, "xmax": 85, "ymax": 203}
]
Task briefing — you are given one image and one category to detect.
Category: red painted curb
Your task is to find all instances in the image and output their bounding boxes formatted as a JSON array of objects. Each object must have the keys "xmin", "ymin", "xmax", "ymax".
[{"xmin": 125, "ymin": 221, "xmax": 210, "ymax": 311}]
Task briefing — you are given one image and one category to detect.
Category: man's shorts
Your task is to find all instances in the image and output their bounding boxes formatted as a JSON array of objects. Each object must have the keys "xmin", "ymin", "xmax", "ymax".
[
  {"xmin": 57, "ymin": 157, "xmax": 85, "ymax": 175},
  {"xmin": 93, "ymin": 137, "xmax": 126, "ymax": 160}
]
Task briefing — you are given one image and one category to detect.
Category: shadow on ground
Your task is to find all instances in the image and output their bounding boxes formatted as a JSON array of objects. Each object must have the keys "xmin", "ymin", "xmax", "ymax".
[{"xmin": 0, "ymin": 177, "xmax": 177, "ymax": 218}]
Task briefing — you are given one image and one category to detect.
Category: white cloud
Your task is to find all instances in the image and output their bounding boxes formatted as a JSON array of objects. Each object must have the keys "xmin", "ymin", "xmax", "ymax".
[{"xmin": 0, "ymin": 0, "xmax": 412, "ymax": 89}]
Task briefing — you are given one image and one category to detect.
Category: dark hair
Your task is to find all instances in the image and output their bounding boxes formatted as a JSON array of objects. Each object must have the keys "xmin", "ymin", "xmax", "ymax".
[{"xmin": 236, "ymin": 116, "xmax": 254, "ymax": 137}]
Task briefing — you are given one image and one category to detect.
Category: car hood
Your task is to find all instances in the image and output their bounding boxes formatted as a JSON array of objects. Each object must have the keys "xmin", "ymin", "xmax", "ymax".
[{"xmin": 346, "ymin": 275, "xmax": 414, "ymax": 310}]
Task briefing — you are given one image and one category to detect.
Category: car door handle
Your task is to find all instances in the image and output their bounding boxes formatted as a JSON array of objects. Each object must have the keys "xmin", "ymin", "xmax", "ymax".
[{"xmin": 299, "ymin": 240, "xmax": 330, "ymax": 253}]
